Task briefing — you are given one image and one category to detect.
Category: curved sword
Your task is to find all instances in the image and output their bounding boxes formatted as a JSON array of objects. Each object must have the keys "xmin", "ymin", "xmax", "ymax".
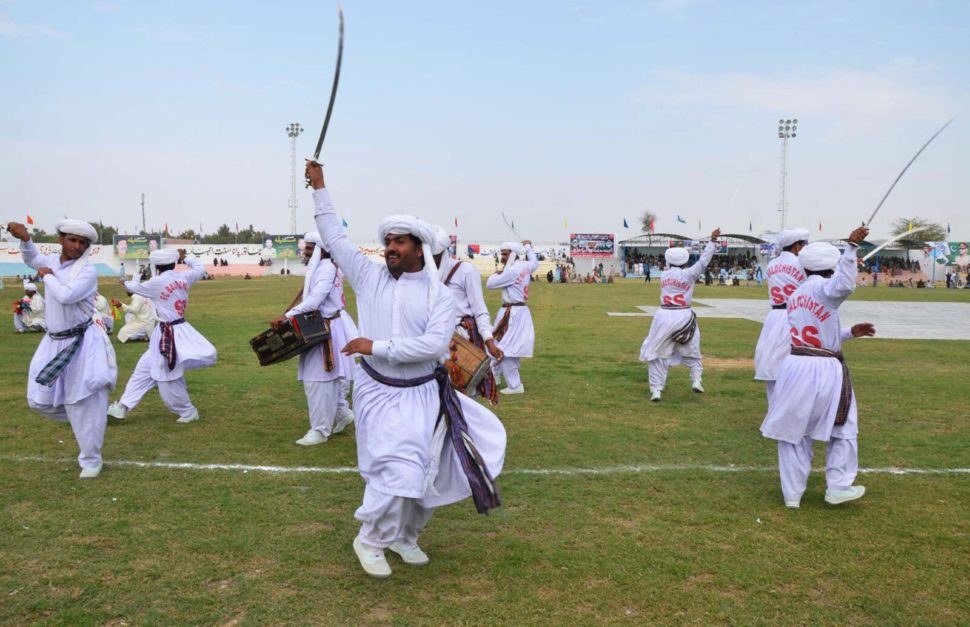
[
  {"xmin": 305, "ymin": 5, "xmax": 344, "ymax": 184},
  {"xmin": 861, "ymin": 226, "xmax": 930, "ymax": 262},
  {"xmin": 866, "ymin": 119, "xmax": 953, "ymax": 226}
]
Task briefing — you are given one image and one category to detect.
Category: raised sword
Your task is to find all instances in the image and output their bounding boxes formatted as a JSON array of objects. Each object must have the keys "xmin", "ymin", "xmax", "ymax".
[{"xmin": 305, "ymin": 4, "xmax": 344, "ymax": 187}]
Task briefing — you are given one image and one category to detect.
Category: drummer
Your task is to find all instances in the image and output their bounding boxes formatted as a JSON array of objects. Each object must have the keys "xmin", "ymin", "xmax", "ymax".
[
  {"xmin": 431, "ymin": 226, "xmax": 503, "ymax": 405},
  {"xmin": 270, "ymin": 232, "xmax": 358, "ymax": 446}
]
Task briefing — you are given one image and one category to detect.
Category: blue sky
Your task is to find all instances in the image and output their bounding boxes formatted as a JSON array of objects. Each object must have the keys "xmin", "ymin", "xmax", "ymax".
[{"xmin": 1, "ymin": 0, "xmax": 968, "ymax": 242}]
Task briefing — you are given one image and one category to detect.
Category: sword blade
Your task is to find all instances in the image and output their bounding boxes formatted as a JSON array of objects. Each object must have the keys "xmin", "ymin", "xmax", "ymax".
[
  {"xmin": 861, "ymin": 226, "xmax": 930, "ymax": 262},
  {"xmin": 312, "ymin": 5, "xmax": 344, "ymax": 161},
  {"xmin": 866, "ymin": 119, "xmax": 953, "ymax": 226},
  {"xmin": 501, "ymin": 212, "xmax": 522, "ymax": 240}
]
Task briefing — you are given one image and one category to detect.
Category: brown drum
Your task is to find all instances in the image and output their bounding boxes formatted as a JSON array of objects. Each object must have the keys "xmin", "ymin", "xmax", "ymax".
[
  {"xmin": 446, "ymin": 333, "xmax": 491, "ymax": 394},
  {"xmin": 250, "ymin": 311, "xmax": 331, "ymax": 366}
]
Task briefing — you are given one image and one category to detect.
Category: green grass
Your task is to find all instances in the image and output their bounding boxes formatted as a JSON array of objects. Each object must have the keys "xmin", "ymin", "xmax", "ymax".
[{"xmin": 1, "ymin": 277, "xmax": 968, "ymax": 625}]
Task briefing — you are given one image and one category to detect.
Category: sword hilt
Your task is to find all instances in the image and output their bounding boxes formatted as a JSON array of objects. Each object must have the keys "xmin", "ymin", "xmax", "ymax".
[{"xmin": 304, "ymin": 156, "xmax": 324, "ymax": 189}]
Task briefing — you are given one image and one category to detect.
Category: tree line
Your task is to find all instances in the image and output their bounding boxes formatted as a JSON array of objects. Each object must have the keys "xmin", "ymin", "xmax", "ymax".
[{"xmin": 26, "ymin": 224, "xmax": 275, "ymax": 246}]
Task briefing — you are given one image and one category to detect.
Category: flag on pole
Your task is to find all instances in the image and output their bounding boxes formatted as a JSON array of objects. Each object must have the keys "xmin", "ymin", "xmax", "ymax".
[
  {"xmin": 341, "ymin": 218, "xmax": 348, "ymax": 228},
  {"xmin": 749, "ymin": 220, "xmax": 753, "ymax": 232},
  {"xmin": 947, "ymin": 222, "xmax": 951, "ymax": 234},
  {"xmin": 563, "ymin": 218, "xmax": 568, "ymax": 229},
  {"xmin": 164, "ymin": 222, "xmax": 169, "ymax": 234},
  {"xmin": 454, "ymin": 217, "xmax": 458, "ymax": 227},
  {"xmin": 819, "ymin": 222, "xmax": 823, "ymax": 232},
  {"xmin": 26, "ymin": 214, "xmax": 34, "ymax": 225},
  {"xmin": 676, "ymin": 215, "xmax": 687, "ymax": 224},
  {"xmin": 649, "ymin": 217, "xmax": 655, "ymax": 233},
  {"xmin": 698, "ymin": 219, "xmax": 701, "ymax": 230},
  {"xmin": 235, "ymin": 221, "xmax": 239, "ymax": 232},
  {"xmin": 908, "ymin": 221, "xmax": 913, "ymax": 232},
  {"xmin": 623, "ymin": 218, "xmax": 629, "ymax": 228}
]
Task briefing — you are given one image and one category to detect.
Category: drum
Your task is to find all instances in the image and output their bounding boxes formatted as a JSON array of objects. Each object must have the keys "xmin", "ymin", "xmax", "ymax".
[
  {"xmin": 446, "ymin": 333, "xmax": 491, "ymax": 394},
  {"xmin": 250, "ymin": 311, "xmax": 331, "ymax": 366}
]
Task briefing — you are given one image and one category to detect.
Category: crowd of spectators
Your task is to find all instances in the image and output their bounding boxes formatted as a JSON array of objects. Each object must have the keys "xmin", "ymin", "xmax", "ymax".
[{"xmin": 863, "ymin": 255, "xmax": 920, "ymax": 276}]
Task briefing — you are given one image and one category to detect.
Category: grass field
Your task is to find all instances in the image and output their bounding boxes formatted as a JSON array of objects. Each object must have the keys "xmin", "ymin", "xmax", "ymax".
[{"xmin": 1, "ymin": 276, "xmax": 968, "ymax": 625}]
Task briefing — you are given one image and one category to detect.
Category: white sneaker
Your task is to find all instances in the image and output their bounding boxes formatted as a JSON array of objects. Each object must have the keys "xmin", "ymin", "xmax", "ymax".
[
  {"xmin": 332, "ymin": 408, "xmax": 355, "ymax": 435},
  {"xmin": 353, "ymin": 536, "xmax": 392, "ymax": 578},
  {"xmin": 388, "ymin": 541, "xmax": 429, "ymax": 566},
  {"xmin": 296, "ymin": 429, "xmax": 328, "ymax": 446},
  {"xmin": 79, "ymin": 464, "xmax": 102, "ymax": 479},
  {"xmin": 650, "ymin": 390, "xmax": 662, "ymax": 402},
  {"xmin": 500, "ymin": 384, "xmax": 525, "ymax": 395},
  {"xmin": 785, "ymin": 500, "xmax": 801, "ymax": 509},
  {"xmin": 692, "ymin": 380, "xmax": 704, "ymax": 393},
  {"xmin": 176, "ymin": 408, "xmax": 200, "ymax": 424},
  {"xmin": 825, "ymin": 485, "xmax": 866, "ymax": 505},
  {"xmin": 107, "ymin": 402, "xmax": 127, "ymax": 420}
]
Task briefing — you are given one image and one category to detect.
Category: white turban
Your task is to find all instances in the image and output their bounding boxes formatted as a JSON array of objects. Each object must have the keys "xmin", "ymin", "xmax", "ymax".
[
  {"xmin": 776, "ymin": 228, "xmax": 810, "ymax": 250},
  {"xmin": 55, "ymin": 219, "xmax": 98, "ymax": 243},
  {"xmin": 665, "ymin": 247, "xmax": 690, "ymax": 266},
  {"xmin": 150, "ymin": 249, "xmax": 180, "ymax": 266},
  {"xmin": 431, "ymin": 225, "xmax": 451, "ymax": 256},
  {"xmin": 304, "ymin": 231, "xmax": 323, "ymax": 246},
  {"xmin": 376, "ymin": 215, "xmax": 440, "ymax": 323},
  {"xmin": 799, "ymin": 242, "xmax": 842, "ymax": 271},
  {"xmin": 500, "ymin": 241, "xmax": 525, "ymax": 266},
  {"xmin": 24, "ymin": 282, "xmax": 37, "ymax": 292}
]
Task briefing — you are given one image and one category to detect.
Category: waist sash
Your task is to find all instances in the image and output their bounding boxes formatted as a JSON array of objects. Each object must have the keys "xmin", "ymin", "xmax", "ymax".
[
  {"xmin": 660, "ymin": 304, "xmax": 690, "ymax": 310},
  {"xmin": 35, "ymin": 318, "xmax": 93, "ymax": 386},
  {"xmin": 359, "ymin": 358, "xmax": 502, "ymax": 515},
  {"xmin": 159, "ymin": 318, "xmax": 186, "ymax": 371},
  {"xmin": 322, "ymin": 310, "xmax": 342, "ymax": 372},
  {"xmin": 771, "ymin": 303, "xmax": 788, "ymax": 310},
  {"xmin": 492, "ymin": 302, "xmax": 526, "ymax": 342},
  {"xmin": 790, "ymin": 346, "xmax": 853, "ymax": 426},
  {"xmin": 670, "ymin": 310, "xmax": 698, "ymax": 345}
]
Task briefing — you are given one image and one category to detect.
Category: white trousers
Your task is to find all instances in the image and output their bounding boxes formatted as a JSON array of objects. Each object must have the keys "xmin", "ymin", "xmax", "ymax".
[
  {"xmin": 354, "ymin": 483, "xmax": 434, "ymax": 549},
  {"xmin": 777, "ymin": 436, "xmax": 859, "ymax": 503},
  {"xmin": 338, "ymin": 378, "xmax": 351, "ymax": 413},
  {"xmin": 13, "ymin": 314, "xmax": 25, "ymax": 332},
  {"xmin": 304, "ymin": 380, "xmax": 340, "ymax": 437},
  {"xmin": 494, "ymin": 357, "xmax": 522, "ymax": 389},
  {"xmin": 29, "ymin": 387, "xmax": 109, "ymax": 470},
  {"xmin": 765, "ymin": 380, "xmax": 776, "ymax": 405},
  {"xmin": 647, "ymin": 357, "xmax": 702, "ymax": 392},
  {"xmin": 119, "ymin": 353, "xmax": 196, "ymax": 418}
]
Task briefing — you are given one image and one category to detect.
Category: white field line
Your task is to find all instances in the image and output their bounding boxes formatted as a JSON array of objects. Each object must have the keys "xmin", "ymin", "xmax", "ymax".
[{"xmin": 1, "ymin": 456, "xmax": 968, "ymax": 477}]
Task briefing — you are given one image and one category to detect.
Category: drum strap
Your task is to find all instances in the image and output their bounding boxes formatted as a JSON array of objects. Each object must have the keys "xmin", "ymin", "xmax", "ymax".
[
  {"xmin": 321, "ymin": 311, "xmax": 342, "ymax": 372},
  {"xmin": 443, "ymin": 261, "xmax": 463, "ymax": 286},
  {"xmin": 492, "ymin": 303, "xmax": 526, "ymax": 342},
  {"xmin": 359, "ymin": 358, "xmax": 502, "ymax": 515},
  {"xmin": 284, "ymin": 286, "xmax": 304, "ymax": 314},
  {"xmin": 790, "ymin": 346, "xmax": 853, "ymax": 426}
]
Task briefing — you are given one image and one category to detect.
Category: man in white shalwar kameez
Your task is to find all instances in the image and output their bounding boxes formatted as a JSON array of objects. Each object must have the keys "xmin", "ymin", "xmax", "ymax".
[
  {"xmin": 431, "ymin": 226, "xmax": 503, "ymax": 405},
  {"xmin": 271, "ymin": 232, "xmax": 358, "ymax": 445},
  {"xmin": 113, "ymin": 285, "xmax": 156, "ymax": 343},
  {"xmin": 7, "ymin": 219, "xmax": 117, "ymax": 478},
  {"xmin": 753, "ymin": 228, "xmax": 809, "ymax": 404},
  {"xmin": 639, "ymin": 228, "xmax": 721, "ymax": 401},
  {"xmin": 107, "ymin": 249, "xmax": 217, "ymax": 423},
  {"xmin": 486, "ymin": 241, "xmax": 539, "ymax": 394},
  {"xmin": 13, "ymin": 282, "xmax": 46, "ymax": 333},
  {"xmin": 308, "ymin": 162, "xmax": 506, "ymax": 578},
  {"xmin": 760, "ymin": 227, "xmax": 875, "ymax": 509}
]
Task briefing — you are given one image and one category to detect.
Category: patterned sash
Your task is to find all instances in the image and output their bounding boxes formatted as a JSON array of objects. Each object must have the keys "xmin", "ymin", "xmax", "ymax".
[
  {"xmin": 670, "ymin": 311, "xmax": 698, "ymax": 345},
  {"xmin": 159, "ymin": 318, "xmax": 186, "ymax": 370},
  {"xmin": 492, "ymin": 302, "xmax": 526, "ymax": 342},
  {"xmin": 322, "ymin": 311, "xmax": 342, "ymax": 372},
  {"xmin": 359, "ymin": 358, "xmax": 502, "ymax": 515},
  {"xmin": 790, "ymin": 346, "xmax": 853, "ymax": 426},
  {"xmin": 35, "ymin": 318, "xmax": 93, "ymax": 386}
]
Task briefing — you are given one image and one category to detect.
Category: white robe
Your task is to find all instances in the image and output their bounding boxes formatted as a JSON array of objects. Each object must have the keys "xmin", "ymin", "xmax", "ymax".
[
  {"xmin": 639, "ymin": 242, "xmax": 715, "ymax": 364},
  {"xmin": 486, "ymin": 247, "xmax": 539, "ymax": 358},
  {"xmin": 313, "ymin": 188, "xmax": 506, "ymax": 505},
  {"xmin": 117, "ymin": 294, "xmax": 157, "ymax": 343},
  {"xmin": 17, "ymin": 292, "xmax": 46, "ymax": 330},
  {"xmin": 439, "ymin": 256, "xmax": 493, "ymax": 341},
  {"xmin": 20, "ymin": 241, "xmax": 117, "ymax": 407},
  {"xmin": 760, "ymin": 244, "xmax": 861, "ymax": 444},
  {"xmin": 754, "ymin": 251, "xmax": 806, "ymax": 381},
  {"xmin": 124, "ymin": 256, "xmax": 216, "ymax": 382},
  {"xmin": 285, "ymin": 258, "xmax": 359, "ymax": 383}
]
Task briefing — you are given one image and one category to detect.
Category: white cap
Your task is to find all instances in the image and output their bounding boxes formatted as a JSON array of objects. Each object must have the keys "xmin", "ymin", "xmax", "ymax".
[
  {"xmin": 799, "ymin": 242, "xmax": 842, "ymax": 271},
  {"xmin": 665, "ymin": 247, "xmax": 690, "ymax": 266},
  {"xmin": 776, "ymin": 228, "xmax": 810, "ymax": 250},
  {"xmin": 55, "ymin": 219, "xmax": 98, "ymax": 243},
  {"xmin": 431, "ymin": 225, "xmax": 451, "ymax": 255},
  {"xmin": 150, "ymin": 249, "xmax": 180, "ymax": 266}
]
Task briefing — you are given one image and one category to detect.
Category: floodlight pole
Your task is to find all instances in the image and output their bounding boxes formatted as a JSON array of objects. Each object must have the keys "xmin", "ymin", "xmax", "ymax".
[
  {"xmin": 777, "ymin": 118, "xmax": 798, "ymax": 231},
  {"xmin": 286, "ymin": 122, "xmax": 304, "ymax": 234}
]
